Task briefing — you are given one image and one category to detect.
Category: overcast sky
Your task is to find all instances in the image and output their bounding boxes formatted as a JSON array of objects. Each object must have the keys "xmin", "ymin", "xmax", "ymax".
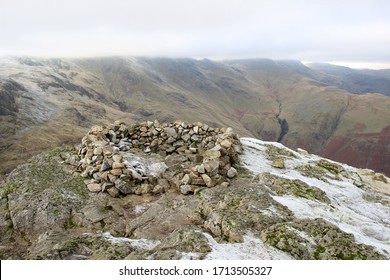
[{"xmin": 1, "ymin": 0, "xmax": 390, "ymax": 68}]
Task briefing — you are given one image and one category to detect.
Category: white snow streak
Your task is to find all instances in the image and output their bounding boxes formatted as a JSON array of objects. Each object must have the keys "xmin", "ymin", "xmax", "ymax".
[
  {"xmin": 102, "ymin": 232, "xmax": 160, "ymax": 250},
  {"xmin": 203, "ymin": 232, "xmax": 292, "ymax": 260}
]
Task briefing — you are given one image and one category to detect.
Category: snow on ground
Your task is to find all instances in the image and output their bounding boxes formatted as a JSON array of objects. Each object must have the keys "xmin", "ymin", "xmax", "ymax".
[
  {"xmin": 99, "ymin": 137, "xmax": 390, "ymax": 259},
  {"xmin": 240, "ymin": 137, "xmax": 390, "ymax": 256},
  {"xmin": 102, "ymin": 232, "xmax": 161, "ymax": 250},
  {"xmin": 101, "ymin": 231, "xmax": 292, "ymax": 260},
  {"xmin": 133, "ymin": 205, "xmax": 148, "ymax": 215},
  {"xmin": 122, "ymin": 153, "xmax": 167, "ymax": 179},
  {"xmin": 203, "ymin": 232, "xmax": 292, "ymax": 260}
]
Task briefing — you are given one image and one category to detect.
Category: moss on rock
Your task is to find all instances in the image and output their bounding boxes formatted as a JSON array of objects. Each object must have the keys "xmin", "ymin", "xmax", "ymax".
[
  {"xmin": 262, "ymin": 218, "xmax": 387, "ymax": 260},
  {"xmin": 255, "ymin": 172, "xmax": 331, "ymax": 204},
  {"xmin": 317, "ymin": 159, "xmax": 345, "ymax": 175}
]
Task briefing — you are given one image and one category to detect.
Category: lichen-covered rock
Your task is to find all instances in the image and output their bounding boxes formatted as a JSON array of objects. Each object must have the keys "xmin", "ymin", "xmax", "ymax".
[
  {"xmin": 199, "ymin": 177, "xmax": 294, "ymax": 242},
  {"xmin": 317, "ymin": 159, "xmax": 345, "ymax": 175},
  {"xmin": 255, "ymin": 172, "xmax": 331, "ymax": 204},
  {"xmin": 261, "ymin": 218, "xmax": 387, "ymax": 260},
  {"xmin": 155, "ymin": 228, "xmax": 211, "ymax": 254},
  {"xmin": 271, "ymin": 159, "xmax": 285, "ymax": 169}
]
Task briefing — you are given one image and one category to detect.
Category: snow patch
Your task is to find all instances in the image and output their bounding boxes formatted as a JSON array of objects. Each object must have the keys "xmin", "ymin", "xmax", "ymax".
[
  {"xmin": 203, "ymin": 232, "xmax": 292, "ymax": 260},
  {"xmin": 240, "ymin": 137, "xmax": 390, "ymax": 257},
  {"xmin": 102, "ymin": 232, "xmax": 160, "ymax": 250},
  {"xmin": 179, "ymin": 251, "xmax": 203, "ymax": 260},
  {"xmin": 133, "ymin": 205, "xmax": 148, "ymax": 215},
  {"xmin": 122, "ymin": 153, "xmax": 167, "ymax": 178}
]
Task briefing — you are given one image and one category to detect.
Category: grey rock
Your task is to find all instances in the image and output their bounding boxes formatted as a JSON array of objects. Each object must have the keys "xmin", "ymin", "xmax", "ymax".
[
  {"xmin": 166, "ymin": 145, "xmax": 176, "ymax": 153},
  {"xmin": 157, "ymin": 178, "xmax": 171, "ymax": 192},
  {"xmin": 130, "ymin": 169, "xmax": 143, "ymax": 182},
  {"xmin": 65, "ymin": 155, "xmax": 80, "ymax": 166},
  {"xmin": 152, "ymin": 185, "xmax": 165, "ymax": 194},
  {"xmin": 166, "ymin": 137, "xmax": 176, "ymax": 144},
  {"xmin": 204, "ymin": 160, "xmax": 219, "ymax": 176},
  {"xmin": 100, "ymin": 160, "xmax": 112, "ymax": 172},
  {"xmin": 190, "ymin": 135, "xmax": 201, "ymax": 142},
  {"xmin": 181, "ymin": 174, "xmax": 191, "ymax": 185},
  {"xmin": 165, "ymin": 127, "xmax": 178, "ymax": 138},
  {"xmin": 181, "ymin": 134, "xmax": 191, "ymax": 142},
  {"xmin": 227, "ymin": 167, "xmax": 238, "ymax": 178},
  {"xmin": 173, "ymin": 140, "xmax": 184, "ymax": 147},
  {"xmin": 107, "ymin": 174, "xmax": 118, "ymax": 183},
  {"xmin": 93, "ymin": 147, "xmax": 103, "ymax": 155},
  {"xmin": 197, "ymin": 164, "xmax": 205, "ymax": 174},
  {"xmin": 180, "ymin": 184, "xmax": 197, "ymax": 195},
  {"xmin": 114, "ymin": 179, "xmax": 134, "ymax": 194}
]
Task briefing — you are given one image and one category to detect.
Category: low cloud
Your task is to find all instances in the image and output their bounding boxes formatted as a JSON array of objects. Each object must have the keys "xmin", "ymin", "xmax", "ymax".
[{"xmin": 1, "ymin": 0, "xmax": 389, "ymax": 67}]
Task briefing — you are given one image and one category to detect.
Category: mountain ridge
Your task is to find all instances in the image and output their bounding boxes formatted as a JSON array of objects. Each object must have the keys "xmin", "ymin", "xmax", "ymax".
[{"xmin": 1, "ymin": 56, "xmax": 390, "ymax": 177}]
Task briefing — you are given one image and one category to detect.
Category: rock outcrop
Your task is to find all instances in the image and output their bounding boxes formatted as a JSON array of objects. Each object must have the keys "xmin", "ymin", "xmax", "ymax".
[{"xmin": 76, "ymin": 121, "xmax": 243, "ymax": 197}]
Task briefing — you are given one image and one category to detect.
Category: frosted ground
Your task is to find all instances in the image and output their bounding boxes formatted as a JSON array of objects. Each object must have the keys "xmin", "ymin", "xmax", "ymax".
[{"xmin": 100, "ymin": 138, "xmax": 389, "ymax": 259}]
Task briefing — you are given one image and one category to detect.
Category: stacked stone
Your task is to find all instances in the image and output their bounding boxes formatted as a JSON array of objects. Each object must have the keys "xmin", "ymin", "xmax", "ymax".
[{"xmin": 77, "ymin": 120, "xmax": 243, "ymax": 197}]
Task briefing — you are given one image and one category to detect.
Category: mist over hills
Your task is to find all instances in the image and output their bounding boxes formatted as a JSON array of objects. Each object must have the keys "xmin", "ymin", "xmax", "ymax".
[{"xmin": 1, "ymin": 56, "xmax": 389, "ymax": 176}]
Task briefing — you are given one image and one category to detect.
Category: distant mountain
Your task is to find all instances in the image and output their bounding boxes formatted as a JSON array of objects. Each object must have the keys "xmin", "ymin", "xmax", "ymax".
[
  {"xmin": 306, "ymin": 62, "xmax": 390, "ymax": 96},
  {"xmin": 0, "ymin": 56, "xmax": 390, "ymax": 176}
]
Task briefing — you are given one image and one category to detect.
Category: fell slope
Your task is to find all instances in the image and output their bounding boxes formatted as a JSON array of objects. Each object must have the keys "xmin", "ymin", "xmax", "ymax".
[
  {"xmin": 307, "ymin": 62, "xmax": 390, "ymax": 96},
  {"xmin": 1, "ymin": 57, "xmax": 389, "ymax": 176}
]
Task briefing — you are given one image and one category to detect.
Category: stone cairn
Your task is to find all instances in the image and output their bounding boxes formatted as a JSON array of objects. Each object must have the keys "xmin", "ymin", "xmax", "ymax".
[{"xmin": 77, "ymin": 120, "xmax": 243, "ymax": 197}]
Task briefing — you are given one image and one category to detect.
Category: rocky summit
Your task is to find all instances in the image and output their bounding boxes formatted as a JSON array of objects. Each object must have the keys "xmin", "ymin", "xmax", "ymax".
[{"xmin": 0, "ymin": 121, "xmax": 389, "ymax": 260}]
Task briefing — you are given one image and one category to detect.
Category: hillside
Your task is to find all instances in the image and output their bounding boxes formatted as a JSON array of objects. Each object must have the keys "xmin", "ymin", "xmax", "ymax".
[
  {"xmin": 1, "ymin": 56, "xmax": 390, "ymax": 177},
  {"xmin": 0, "ymin": 121, "xmax": 389, "ymax": 260},
  {"xmin": 306, "ymin": 63, "xmax": 390, "ymax": 96}
]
